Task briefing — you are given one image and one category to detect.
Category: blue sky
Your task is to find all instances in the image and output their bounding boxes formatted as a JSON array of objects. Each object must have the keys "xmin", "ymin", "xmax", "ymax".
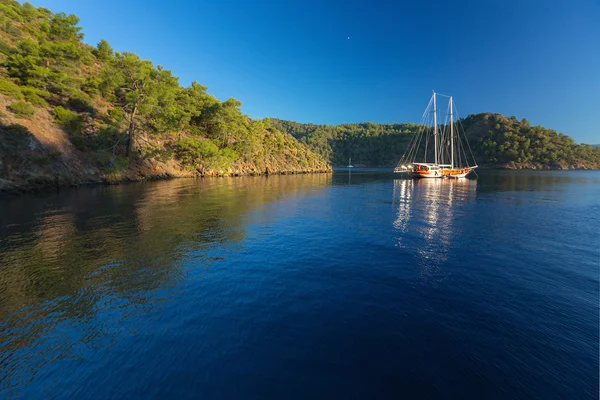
[{"xmin": 30, "ymin": 0, "xmax": 599, "ymax": 143}]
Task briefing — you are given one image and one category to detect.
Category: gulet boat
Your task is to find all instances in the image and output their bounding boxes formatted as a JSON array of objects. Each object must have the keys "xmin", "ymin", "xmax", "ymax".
[{"xmin": 394, "ymin": 92, "xmax": 478, "ymax": 179}]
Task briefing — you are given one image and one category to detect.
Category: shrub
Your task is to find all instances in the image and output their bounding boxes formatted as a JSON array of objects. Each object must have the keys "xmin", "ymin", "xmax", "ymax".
[
  {"xmin": 93, "ymin": 39, "xmax": 114, "ymax": 61},
  {"xmin": 90, "ymin": 126, "xmax": 124, "ymax": 150},
  {"xmin": 92, "ymin": 152, "xmax": 128, "ymax": 173},
  {"xmin": 108, "ymin": 107, "xmax": 125, "ymax": 124},
  {"xmin": 21, "ymin": 87, "xmax": 50, "ymax": 107},
  {"xmin": 66, "ymin": 92, "xmax": 94, "ymax": 113},
  {"xmin": 53, "ymin": 106, "xmax": 82, "ymax": 134},
  {"xmin": 32, "ymin": 151, "xmax": 61, "ymax": 166},
  {"xmin": 2, "ymin": 20, "xmax": 22, "ymax": 38},
  {"xmin": 0, "ymin": 40, "xmax": 14, "ymax": 55},
  {"xmin": 0, "ymin": 79, "xmax": 23, "ymax": 99},
  {"xmin": 0, "ymin": 123, "xmax": 31, "ymax": 151},
  {"xmin": 220, "ymin": 148, "xmax": 239, "ymax": 161},
  {"xmin": 25, "ymin": 94, "xmax": 48, "ymax": 107},
  {"xmin": 81, "ymin": 76, "xmax": 101, "ymax": 97},
  {"xmin": 69, "ymin": 135, "xmax": 86, "ymax": 150},
  {"xmin": 176, "ymin": 137, "xmax": 219, "ymax": 164},
  {"xmin": 7, "ymin": 101, "xmax": 35, "ymax": 119}
]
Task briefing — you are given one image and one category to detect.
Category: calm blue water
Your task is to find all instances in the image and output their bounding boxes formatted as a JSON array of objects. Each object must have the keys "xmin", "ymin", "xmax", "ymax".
[{"xmin": 0, "ymin": 171, "xmax": 598, "ymax": 399}]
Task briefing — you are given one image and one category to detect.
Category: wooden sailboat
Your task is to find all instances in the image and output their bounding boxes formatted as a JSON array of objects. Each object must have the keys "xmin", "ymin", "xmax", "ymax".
[{"xmin": 394, "ymin": 92, "xmax": 478, "ymax": 179}]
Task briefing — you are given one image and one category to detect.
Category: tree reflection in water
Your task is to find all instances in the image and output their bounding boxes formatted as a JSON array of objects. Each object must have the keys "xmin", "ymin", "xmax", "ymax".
[{"xmin": 0, "ymin": 174, "xmax": 331, "ymax": 396}]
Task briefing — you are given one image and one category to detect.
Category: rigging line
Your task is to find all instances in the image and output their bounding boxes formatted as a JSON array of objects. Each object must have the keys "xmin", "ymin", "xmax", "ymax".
[
  {"xmin": 403, "ymin": 121, "xmax": 421, "ymax": 164},
  {"xmin": 421, "ymin": 95, "xmax": 434, "ymax": 163},
  {"xmin": 454, "ymin": 103, "xmax": 478, "ymax": 165},
  {"xmin": 398, "ymin": 119, "xmax": 419, "ymax": 165},
  {"xmin": 424, "ymin": 111, "xmax": 429, "ymax": 163},
  {"xmin": 401, "ymin": 96, "xmax": 431, "ymax": 165},
  {"xmin": 458, "ymin": 119, "xmax": 470, "ymax": 166},
  {"xmin": 422, "ymin": 95, "xmax": 434, "ymax": 120},
  {"xmin": 405, "ymin": 112, "xmax": 426, "ymax": 163},
  {"xmin": 410, "ymin": 101, "xmax": 431, "ymax": 163},
  {"xmin": 414, "ymin": 118, "xmax": 426, "ymax": 162},
  {"xmin": 442, "ymin": 99, "xmax": 452, "ymax": 164}
]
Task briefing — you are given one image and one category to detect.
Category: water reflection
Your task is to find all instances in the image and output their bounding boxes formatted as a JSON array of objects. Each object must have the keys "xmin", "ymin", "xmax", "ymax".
[
  {"xmin": 393, "ymin": 178, "xmax": 477, "ymax": 284},
  {"xmin": 0, "ymin": 174, "xmax": 331, "ymax": 396}
]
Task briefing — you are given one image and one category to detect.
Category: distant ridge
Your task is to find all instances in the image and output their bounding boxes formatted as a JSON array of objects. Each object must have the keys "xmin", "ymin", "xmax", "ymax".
[{"xmin": 271, "ymin": 114, "xmax": 600, "ymax": 170}]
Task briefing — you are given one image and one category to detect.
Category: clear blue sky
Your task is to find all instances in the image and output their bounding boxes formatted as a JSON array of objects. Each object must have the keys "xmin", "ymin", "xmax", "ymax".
[{"xmin": 29, "ymin": 0, "xmax": 599, "ymax": 143}]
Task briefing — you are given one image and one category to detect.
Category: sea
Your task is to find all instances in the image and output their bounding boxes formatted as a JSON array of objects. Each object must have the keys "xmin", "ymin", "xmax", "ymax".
[{"xmin": 0, "ymin": 170, "xmax": 598, "ymax": 399}]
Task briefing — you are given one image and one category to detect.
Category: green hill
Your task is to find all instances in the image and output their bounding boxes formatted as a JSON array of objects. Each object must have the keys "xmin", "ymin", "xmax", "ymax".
[
  {"xmin": 0, "ymin": 1, "xmax": 596, "ymax": 193},
  {"xmin": 272, "ymin": 114, "xmax": 600, "ymax": 169},
  {"xmin": 0, "ymin": 1, "xmax": 329, "ymax": 192}
]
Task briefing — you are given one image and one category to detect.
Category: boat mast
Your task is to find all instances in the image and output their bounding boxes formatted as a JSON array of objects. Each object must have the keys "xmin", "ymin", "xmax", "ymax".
[
  {"xmin": 433, "ymin": 92, "xmax": 438, "ymax": 165},
  {"xmin": 450, "ymin": 96, "xmax": 454, "ymax": 169}
]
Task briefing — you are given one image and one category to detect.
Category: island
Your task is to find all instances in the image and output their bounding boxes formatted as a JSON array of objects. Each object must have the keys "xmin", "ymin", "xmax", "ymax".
[{"xmin": 0, "ymin": 2, "xmax": 597, "ymax": 194}]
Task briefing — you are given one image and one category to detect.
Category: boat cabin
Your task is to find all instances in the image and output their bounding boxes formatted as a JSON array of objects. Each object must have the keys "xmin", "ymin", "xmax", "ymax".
[{"xmin": 412, "ymin": 163, "xmax": 450, "ymax": 172}]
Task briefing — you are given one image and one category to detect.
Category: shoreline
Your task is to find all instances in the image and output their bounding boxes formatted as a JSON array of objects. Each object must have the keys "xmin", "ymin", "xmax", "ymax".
[{"xmin": 0, "ymin": 168, "xmax": 332, "ymax": 195}]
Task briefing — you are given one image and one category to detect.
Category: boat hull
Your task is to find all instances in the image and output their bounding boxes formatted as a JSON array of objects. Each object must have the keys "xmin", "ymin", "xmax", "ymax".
[
  {"xmin": 411, "ymin": 167, "xmax": 475, "ymax": 179},
  {"xmin": 441, "ymin": 168, "xmax": 473, "ymax": 179}
]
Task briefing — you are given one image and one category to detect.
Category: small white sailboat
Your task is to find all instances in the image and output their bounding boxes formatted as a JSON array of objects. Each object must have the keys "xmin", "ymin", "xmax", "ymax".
[
  {"xmin": 347, "ymin": 157, "xmax": 353, "ymax": 168},
  {"xmin": 394, "ymin": 92, "xmax": 477, "ymax": 179}
]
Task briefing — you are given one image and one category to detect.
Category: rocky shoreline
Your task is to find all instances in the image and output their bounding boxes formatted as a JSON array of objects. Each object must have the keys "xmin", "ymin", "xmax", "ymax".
[{"xmin": 0, "ymin": 163, "xmax": 332, "ymax": 194}]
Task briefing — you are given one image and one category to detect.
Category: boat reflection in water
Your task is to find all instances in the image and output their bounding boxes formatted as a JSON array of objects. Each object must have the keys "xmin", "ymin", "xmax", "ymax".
[{"xmin": 392, "ymin": 178, "xmax": 477, "ymax": 284}]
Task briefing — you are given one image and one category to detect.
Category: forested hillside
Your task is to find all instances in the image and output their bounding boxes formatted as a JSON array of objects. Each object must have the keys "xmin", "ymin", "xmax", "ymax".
[
  {"xmin": 272, "ymin": 114, "xmax": 600, "ymax": 169},
  {"xmin": 0, "ymin": 1, "xmax": 329, "ymax": 192}
]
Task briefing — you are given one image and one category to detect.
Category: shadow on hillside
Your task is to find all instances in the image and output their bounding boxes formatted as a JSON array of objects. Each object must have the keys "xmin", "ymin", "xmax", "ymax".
[{"xmin": 0, "ymin": 122, "xmax": 64, "ymax": 183}]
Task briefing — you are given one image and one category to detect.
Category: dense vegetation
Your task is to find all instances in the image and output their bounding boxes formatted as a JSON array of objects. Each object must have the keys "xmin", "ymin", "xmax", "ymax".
[
  {"xmin": 0, "ymin": 1, "xmax": 596, "ymax": 192},
  {"xmin": 0, "ymin": 0, "xmax": 328, "ymax": 190},
  {"xmin": 272, "ymin": 114, "xmax": 600, "ymax": 169},
  {"xmin": 271, "ymin": 119, "xmax": 422, "ymax": 167},
  {"xmin": 461, "ymin": 113, "xmax": 599, "ymax": 169}
]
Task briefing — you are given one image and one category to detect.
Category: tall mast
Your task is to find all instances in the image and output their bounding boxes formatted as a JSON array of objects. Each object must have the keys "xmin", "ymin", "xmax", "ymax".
[
  {"xmin": 450, "ymin": 96, "xmax": 454, "ymax": 169},
  {"xmin": 433, "ymin": 92, "xmax": 438, "ymax": 165}
]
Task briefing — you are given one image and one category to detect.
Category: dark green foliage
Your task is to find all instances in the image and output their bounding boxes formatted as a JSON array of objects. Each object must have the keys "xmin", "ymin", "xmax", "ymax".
[
  {"xmin": 273, "ymin": 115, "xmax": 600, "ymax": 169},
  {"xmin": 271, "ymin": 119, "xmax": 420, "ymax": 166},
  {"xmin": 53, "ymin": 105, "xmax": 82, "ymax": 133},
  {"xmin": 7, "ymin": 100, "xmax": 35, "ymax": 118},
  {"xmin": 32, "ymin": 150, "xmax": 61, "ymax": 166},
  {"xmin": 0, "ymin": 122, "xmax": 31, "ymax": 151},
  {"xmin": 461, "ymin": 113, "xmax": 600, "ymax": 168},
  {"xmin": 0, "ymin": 1, "xmax": 324, "ymax": 176},
  {"xmin": 66, "ymin": 92, "xmax": 93, "ymax": 113},
  {"xmin": 0, "ymin": 1, "xmax": 594, "ymax": 174}
]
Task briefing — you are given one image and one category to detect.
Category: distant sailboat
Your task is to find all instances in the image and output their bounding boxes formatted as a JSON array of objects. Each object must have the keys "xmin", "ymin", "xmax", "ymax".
[
  {"xmin": 347, "ymin": 157, "xmax": 353, "ymax": 168},
  {"xmin": 394, "ymin": 91, "xmax": 478, "ymax": 178}
]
